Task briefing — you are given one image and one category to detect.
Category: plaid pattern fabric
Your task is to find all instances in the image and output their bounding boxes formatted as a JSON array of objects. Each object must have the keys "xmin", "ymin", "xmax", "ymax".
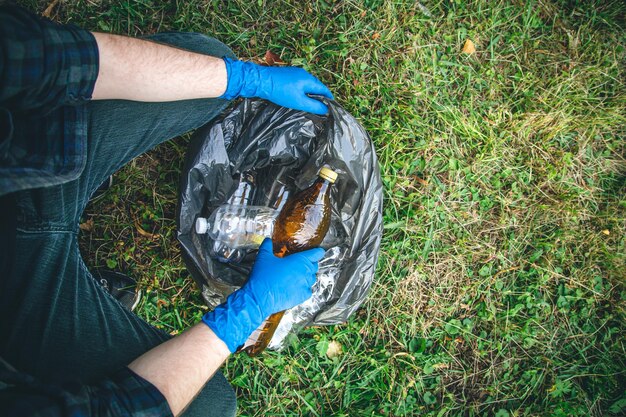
[
  {"xmin": 0, "ymin": 365, "xmax": 173, "ymax": 417},
  {"xmin": 0, "ymin": 4, "xmax": 99, "ymax": 196},
  {"xmin": 0, "ymin": 6, "xmax": 174, "ymax": 414}
]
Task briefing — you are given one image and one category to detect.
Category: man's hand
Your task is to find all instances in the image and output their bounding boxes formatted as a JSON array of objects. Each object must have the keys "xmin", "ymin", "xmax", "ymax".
[
  {"xmin": 221, "ymin": 57, "xmax": 334, "ymax": 115},
  {"xmin": 202, "ymin": 238, "xmax": 325, "ymax": 352},
  {"xmin": 245, "ymin": 238, "xmax": 325, "ymax": 316}
]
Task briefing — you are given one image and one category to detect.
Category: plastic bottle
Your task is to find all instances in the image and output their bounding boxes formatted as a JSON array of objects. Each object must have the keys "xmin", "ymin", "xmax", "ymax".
[
  {"xmin": 209, "ymin": 172, "xmax": 257, "ymax": 263},
  {"xmin": 255, "ymin": 165, "xmax": 293, "ymax": 211},
  {"xmin": 195, "ymin": 205, "xmax": 278, "ymax": 250},
  {"xmin": 242, "ymin": 166, "xmax": 338, "ymax": 355},
  {"xmin": 229, "ymin": 172, "xmax": 255, "ymax": 206},
  {"xmin": 266, "ymin": 178, "xmax": 291, "ymax": 212}
]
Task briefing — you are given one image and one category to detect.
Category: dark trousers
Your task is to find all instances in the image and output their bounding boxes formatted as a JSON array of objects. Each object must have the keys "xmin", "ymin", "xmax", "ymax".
[{"xmin": 0, "ymin": 33, "xmax": 237, "ymax": 417}]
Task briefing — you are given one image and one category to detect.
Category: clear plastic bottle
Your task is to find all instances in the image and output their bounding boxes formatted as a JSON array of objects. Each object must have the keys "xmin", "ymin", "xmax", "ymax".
[
  {"xmin": 268, "ymin": 180, "xmax": 291, "ymax": 212},
  {"xmin": 229, "ymin": 172, "xmax": 256, "ymax": 206},
  {"xmin": 196, "ymin": 205, "xmax": 278, "ymax": 250},
  {"xmin": 209, "ymin": 172, "xmax": 257, "ymax": 263},
  {"xmin": 257, "ymin": 166, "xmax": 293, "ymax": 212}
]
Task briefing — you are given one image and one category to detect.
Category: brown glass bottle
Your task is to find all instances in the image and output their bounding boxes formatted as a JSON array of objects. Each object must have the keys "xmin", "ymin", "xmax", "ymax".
[{"xmin": 242, "ymin": 167, "xmax": 338, "ymax": 356}]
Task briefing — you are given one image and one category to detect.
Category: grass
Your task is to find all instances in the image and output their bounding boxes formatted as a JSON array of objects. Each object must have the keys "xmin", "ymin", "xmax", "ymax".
[{"xmin": 18, "ymin": 0, "xmax": 626, "ymax": 415}]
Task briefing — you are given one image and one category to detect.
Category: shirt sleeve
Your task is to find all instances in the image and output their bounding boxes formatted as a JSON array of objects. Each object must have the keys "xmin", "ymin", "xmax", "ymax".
[
  {"xmin": 0, "ymin": 4, "xmax": 99, "ymax": 112},
  {"xmin": 0, "ymin": 367, "xmax": 173, "ymax": 417}
]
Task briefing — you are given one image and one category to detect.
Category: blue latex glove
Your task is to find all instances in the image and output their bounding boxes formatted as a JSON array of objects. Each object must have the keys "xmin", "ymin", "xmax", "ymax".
[
  {"xmin": 220, "ymin": 57, "xmax": 334, "ymax": 115},
  {"xmin": 202, "ymin": 238, "xmax": 325, "ymax": 352}
]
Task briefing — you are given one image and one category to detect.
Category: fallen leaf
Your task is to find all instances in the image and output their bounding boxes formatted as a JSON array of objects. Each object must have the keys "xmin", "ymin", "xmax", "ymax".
[
  {"xmin": 326, "ymin": 340, "xmax": 343, "ymax": 359},
  {"xmin": 412, "ymin": 175, "xmax": 429, "ymax": 186},
  {"xmin": 42, "ymin": 0, "xmax": 60, "ymax": 18},
  {"xmin": 79, "ymin": 218, "xmax": 94, "ymax": 232},
  {"xmin": 601, "ymin": 229, "xmax": 610, "ymax": 236},
  {"xmin": 264, "ymin": 50, "xmax": 285, "ymax": 66},
  {"xmin": 372, "ymin": 32, "xmax": 380, "ymax": 40},
  {"xmin": 134, "ymin": 220, "xmax": 160, "ymax": 240},
  {"xmin": 462, "ymin": 39, "xmax": 476, "ymax": 54}
]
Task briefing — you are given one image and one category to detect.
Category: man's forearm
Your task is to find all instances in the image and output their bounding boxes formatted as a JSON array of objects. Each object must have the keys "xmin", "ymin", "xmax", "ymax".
[
  {"xmin": 92, "ymin": 32, "xmax": 227, "ymax": 102},
  {"xmin": 128, "ymin": 324, "xmax": 230, "ymax": 416}
]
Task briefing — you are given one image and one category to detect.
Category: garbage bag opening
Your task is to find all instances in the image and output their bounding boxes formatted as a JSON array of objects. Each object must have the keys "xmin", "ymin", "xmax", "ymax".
[{"xmin": 177, "ymin": 98, "xmax": 383, "ymax": 350}]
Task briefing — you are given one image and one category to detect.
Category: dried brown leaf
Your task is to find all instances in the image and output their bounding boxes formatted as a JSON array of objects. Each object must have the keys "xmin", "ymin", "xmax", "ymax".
[
  {"xmin": 264, "ymin": 50, "xmax": 285, "ymax": 66},
  {"xmin": 134, "ymin": 220, "xmax": 159, "ymax": 240},
  {"xmin": 79, "ymin": 218, "xmax": 94, "ymax": 232},
  {"xmin": 462, "ymin": 39, "xmax": 476, "ymax": 54},
  {"xmin": 412, "ymin": 175, "xmax": 429, "ymax": 187},
  {"xmin": 42, "ymin": 0, "xmax": 60, "ymax": 18}
]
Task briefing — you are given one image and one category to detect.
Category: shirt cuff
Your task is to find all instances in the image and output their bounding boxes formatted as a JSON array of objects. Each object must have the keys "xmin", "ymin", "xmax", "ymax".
[
  {"xmin": 42, "ymin": 21, "xmax": 99, "ymax": 106},
  {"xmin": 104, "ymin": 367, "xmax": 174, "ymax": 417}
]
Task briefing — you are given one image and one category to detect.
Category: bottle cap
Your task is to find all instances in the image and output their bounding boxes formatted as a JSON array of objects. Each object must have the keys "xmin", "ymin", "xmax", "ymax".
[
  {"xmin": 195, "ymin": 217, "xmax": 209, "ymax": 234},
  {"xmin": 319, "ymin": 167, "xmax": 338, "ymax": 183}
]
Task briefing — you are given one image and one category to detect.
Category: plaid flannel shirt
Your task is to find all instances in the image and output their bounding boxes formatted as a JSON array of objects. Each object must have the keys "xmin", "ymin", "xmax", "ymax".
[
  {"xmin": 0, "ymin": 4, "xmax": 98, "ymax": 196},
  {"xmin": 0, "ymin": 5, "xmax": 173, "ymax": 416},
  {"xmin": 0, "ymin": 363, "xmax": 173, "ymax": 417}
]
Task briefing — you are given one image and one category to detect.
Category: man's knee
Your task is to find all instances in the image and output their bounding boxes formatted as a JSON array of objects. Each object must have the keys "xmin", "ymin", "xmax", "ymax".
[
  {"xmin": 146, "ymin": 32, "xmax": 236, "ymax": 60},
  {"xmin": 181, "ymin": 371, "xmax": 237, "ymax": 417}
]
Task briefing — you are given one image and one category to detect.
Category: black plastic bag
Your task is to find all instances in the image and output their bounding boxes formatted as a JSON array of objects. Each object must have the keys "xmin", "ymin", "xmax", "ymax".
[{"xmin": 177, "ymin": 98, "xmax": 383, "ymax": 349}]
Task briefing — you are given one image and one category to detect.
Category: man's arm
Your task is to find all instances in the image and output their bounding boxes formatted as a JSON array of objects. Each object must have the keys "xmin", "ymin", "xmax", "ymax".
[
  {"xmin": 129, "ymin": 239, "xmax": 324, "ymax": 416},
  {"xmin": 91, "ymin": 32, "xmax": 333, "ymax": 114},
  {"xmin": 1, "ymin": 4, "xmax": 332, "ymax": 115},
  {"xmin": 92, "ymin": 33, "xmax": 227, "ymax": 102},
  {"xmin": 128, "ymin": 324, "xmax": 229, "ymax": 416}
]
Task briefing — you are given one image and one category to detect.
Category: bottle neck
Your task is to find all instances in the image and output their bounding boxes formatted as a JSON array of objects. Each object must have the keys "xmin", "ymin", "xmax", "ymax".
[
  {"xmin": 315, "ymin": 177, "xmax": 332, "ymax": 202},
  {"xmin": 229, "ymin": 178, "xmax": 253, "ymax": 205}
]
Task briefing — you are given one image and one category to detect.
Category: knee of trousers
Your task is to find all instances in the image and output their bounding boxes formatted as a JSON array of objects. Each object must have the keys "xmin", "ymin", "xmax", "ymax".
[
  {"xmin": 145, "ymin": 32, "xmax": 237, "ymax": 60},
  {"xmin": 181, "ymin": 371, "xmax": 237, "ymax": 417}
]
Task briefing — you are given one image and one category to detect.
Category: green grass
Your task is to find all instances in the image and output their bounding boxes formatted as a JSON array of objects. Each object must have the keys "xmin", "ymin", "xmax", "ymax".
[{"xmin": 19, "ymin": 0, "xmax": 626, "ymax": 415}]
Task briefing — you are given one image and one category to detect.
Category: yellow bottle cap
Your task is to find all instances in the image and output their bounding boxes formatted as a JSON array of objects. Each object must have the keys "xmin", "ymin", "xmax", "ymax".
[{"xmin": 319, "ymin": 167, "xmax": 338, "ymax": 184}]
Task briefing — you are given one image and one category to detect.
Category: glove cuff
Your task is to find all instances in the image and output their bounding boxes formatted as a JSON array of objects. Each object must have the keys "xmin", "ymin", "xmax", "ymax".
[
  {"xmin": 220, "ymin": 58, "xmax": 262, "ymax": 100},
  {"xmin": 201, "ymin": 288, "xmax": 265, "ymax": 352}
]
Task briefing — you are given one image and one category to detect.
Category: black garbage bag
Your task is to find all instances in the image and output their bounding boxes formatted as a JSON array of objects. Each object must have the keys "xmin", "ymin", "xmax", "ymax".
[{"xmin": 177, "ymin": 98, "xmax": 383, "ymax": 349}]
